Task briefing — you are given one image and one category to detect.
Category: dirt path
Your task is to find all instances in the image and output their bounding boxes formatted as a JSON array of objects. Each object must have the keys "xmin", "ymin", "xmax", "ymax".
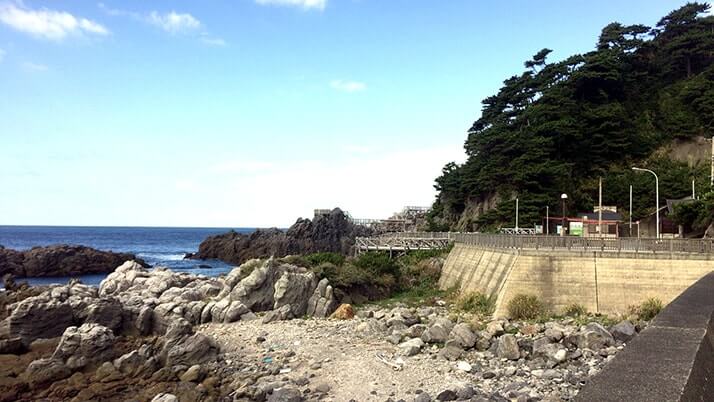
[{"xmin": 199, "ymin": 318, "xmax": 473, "ymax": 401}]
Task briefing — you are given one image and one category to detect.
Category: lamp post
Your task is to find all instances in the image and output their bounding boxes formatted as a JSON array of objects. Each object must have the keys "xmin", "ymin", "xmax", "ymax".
[
  {"xmin": 560, "ymin": 193, "xmax": 568, "ymax": 237},
  {"xmin": 515, "ymin": 198, "xmax": 519, "ymax": 231},
  {"xmin": 632, "ymin": 167, "xmax": 659, "ymax": 239}
]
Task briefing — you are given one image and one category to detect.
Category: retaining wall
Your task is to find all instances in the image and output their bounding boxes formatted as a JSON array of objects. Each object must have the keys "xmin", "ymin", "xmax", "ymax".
[
  {"xmin": 574, "ymin": 272, "xmax": 714, "ymax": 401},
  {"xmin": 439, "ymin": 243, "xmax": 714, "ymax": 316}
]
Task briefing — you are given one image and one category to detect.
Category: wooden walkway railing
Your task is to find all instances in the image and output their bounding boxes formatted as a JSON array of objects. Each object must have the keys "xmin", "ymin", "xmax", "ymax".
[{"xmin": 355, "ymin": 232, "xmax": 714, "ymax": 255}]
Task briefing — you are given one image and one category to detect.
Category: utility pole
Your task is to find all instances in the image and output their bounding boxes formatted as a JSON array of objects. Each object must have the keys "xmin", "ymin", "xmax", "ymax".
[
  {"xmin": 692, "ymin": 178, "xmax": 696, "ymax": 199},
  {"xmin": 561, "ymin": 193, "xmax": 568, "ymax": 237},
  {"xmin": 515, "ymin": 198, "xmax": 519, "ymax": 231},
  {"xmin": 546, "ymin": 206, "xmax": 549, "ymax": 235},
  {"xmin": 629, "ymin": 185, "xmax": 633, "ymax": 237},
  {"xmin": 598, "ymin": 177, "xmax": 603, "ymax": 237},
  {"xmin": 633, "ymin": 167, "xmax": 660, "ymax": 239}
]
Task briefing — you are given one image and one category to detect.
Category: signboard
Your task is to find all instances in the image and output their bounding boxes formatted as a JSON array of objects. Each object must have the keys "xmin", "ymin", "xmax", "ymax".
[
  {"xmin": 535, "ymin": 224, "xmax": 543, "ymax": 234},
  {"xmin": 569, "ymin": 221, "xmax": 583, "ymax": 237}
]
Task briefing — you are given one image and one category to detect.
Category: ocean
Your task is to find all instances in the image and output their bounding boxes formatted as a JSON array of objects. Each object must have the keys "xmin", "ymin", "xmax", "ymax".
[{"xmin": 0, "ymin": 226, "xmax": 256, "ymax": 287}]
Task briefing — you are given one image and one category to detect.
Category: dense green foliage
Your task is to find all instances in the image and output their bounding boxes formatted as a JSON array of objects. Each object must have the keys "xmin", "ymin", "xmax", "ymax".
[
  {"xmin": 303, "ymin": 252, "xmax": 346, "ymax": 267},
  {"xmin": 671, "ymin": 191, "xmax": 714, "ymax": 234},
  {"xmin": 632, "ymin": 297, "xmax": 664, "ymax": 320},
  {"xmin": 431, "ymin": 3, "xmax": 714, "ymax": 231}
]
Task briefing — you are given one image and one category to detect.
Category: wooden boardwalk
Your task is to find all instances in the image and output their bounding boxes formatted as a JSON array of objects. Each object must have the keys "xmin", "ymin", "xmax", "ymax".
[{"xmin": 354, "ymin": 235, "xmax": 451, "ymax": 255}]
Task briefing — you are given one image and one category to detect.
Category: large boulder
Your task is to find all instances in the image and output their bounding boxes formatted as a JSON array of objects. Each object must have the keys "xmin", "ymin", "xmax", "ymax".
[
  {"xmin": 230, "ymin": 260, "xmax": 285, "ymax": 311},
  {"xmin": 3, "ymin": 294, "xmax": 74, "ymax": 346},
  {"xmin": 273, "ymin": 271, "xmax": 317, "ymax": 317},
  {"xmin": 52, "ymin": 323, "xmax": 116, "ymax": 370},
  {"xmin": 160, "ymin": 319, "xmax": 218, "ymax": 367},
  {"xmin": 0, "ymin": 245, "xmax": 146, "ymax": 278},
  {"xmin": 306, "ymin": 278, "xmax": 338, "ymax": 318}
]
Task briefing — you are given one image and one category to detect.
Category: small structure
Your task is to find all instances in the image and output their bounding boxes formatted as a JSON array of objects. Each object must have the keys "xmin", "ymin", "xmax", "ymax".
[
  {"xmin": 543, "ymin": 206, "xmax": 623, "ymax": 237},
  {"xmin": 636, "ymin": 196, "xmax": 696, "ymax": 238}
]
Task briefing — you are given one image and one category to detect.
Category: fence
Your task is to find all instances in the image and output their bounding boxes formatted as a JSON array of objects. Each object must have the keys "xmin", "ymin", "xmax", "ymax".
[{"xmin": 361, "ymin": 232, "xmax": 714, "ymax": 254}]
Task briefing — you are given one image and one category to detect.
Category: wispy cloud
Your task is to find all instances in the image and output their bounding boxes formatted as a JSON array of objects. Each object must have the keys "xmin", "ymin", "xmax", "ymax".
[
  {"xmin": 330, "ymin": 79, "xmax": 366, "ymax": 93},
  {"xmin": 201, "ymin": 36, "xmax": 227, "ymax": 47},
  {"xmin": 0, "ymin": 2, "xmax": 108, "ymax": 41},
  {"xmin": 21, "ymin": 61, "xmax": 48, "ymax": 72},
  {"xmin": 148, "ymin": 11, "xmax": 201, "ymax": 34},
  {"xmin": 255, "ymin": 0, "xmax": 327, "ymax": 11}
]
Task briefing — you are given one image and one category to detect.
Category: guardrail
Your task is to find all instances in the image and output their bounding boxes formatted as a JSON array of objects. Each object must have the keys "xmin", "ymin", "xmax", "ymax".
[{"xmin": 361, "ymin": 232, "xmax": 714, "ymax": 254}]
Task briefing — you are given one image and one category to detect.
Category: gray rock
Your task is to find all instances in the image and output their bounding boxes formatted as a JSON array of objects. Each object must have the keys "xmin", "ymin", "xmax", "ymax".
[
  {"xmin": 268, "ymin": 386, "xmax": 304, "ymax": 402},
  {"xmin": 544, "ymin": 327, "xmax": 563, "ymax": 342},
  {"xmin": 455, "ymin": 385, "xmax": 475, "ymax": 399},
  {"xmin": 4, "ymin": 295, "xmax": 74, "ymax": 346},
  {"xmin": 406, "ymin": 323, "xmax": 428, "ymax": 338},
  {"xmin": 438, "ymin": 339, "xmax": 463, "ymax": 361},
  {"xmin": 151, "ymin": 393, "xmax": 179, "ymax": 402},
  {"xmin": 399, "ymin": 337, "xmax": 425, "ymax": 356},
  {"xmin": 610, "ymin": 320, "xmax": 636, "ymax": 342},
  {"xmin": 179, "ymin": 364, "xmax": 205, "ymax": 382},
  {"xmin": 414, "ymin": 393, "xmax": 432, "ymax": 402},
  {"xmin": 0, "ymin": 337, "xmax": 25, "ymax": 354},
  {"xmin": 262, "ymin": 304, "xmax": 294, "ymax": 324},
  {"xmin": 230, "ymin": 259, "xmax": 284, "ymax": 311},
  {"xmin": 24, "ymin": 358, "xmax": 71, "ymax": 386},
  {"xmin": 449, "ymin": 323, "xmax": 476, "ymax": 349},
  {"xmin": 223, "ymin": 301, "xmax": 249, "ymax": 323},
  {"xmin": 273, "ymin": 271, "xmax": 317, "ymax": 317},
  {"xmin": 52, "ymin": 323, "xmax": 115, "ymax": 370},
  {"xmin": 164, "ymin": 333, "xmax": 218, "ymax": 366},
  {"xmin": 421, "ymin": 319, "xmax": 454, "ymax": 344},
  {"xmin": 306, "ymin": 278, "xmax": 338, "ymax": 318},
  {"xmin": 496, "ymin": 334, "xmax": 520, "ymax": 360},
  {"xmin": 533, "ymin": 340, "xmax": 567, "ymax": 364},
  {"xmin": 577, "ymin": 323, "xmax": 614, "ymax": 350},
  {"xmin": 435, "ymin": 389, "xmax": 457, "ymax": 401}
]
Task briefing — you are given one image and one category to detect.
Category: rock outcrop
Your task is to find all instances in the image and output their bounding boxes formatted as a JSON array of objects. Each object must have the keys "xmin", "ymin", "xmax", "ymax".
[
  {"xmin": 189, "ymin": 208, "xmax": 373, "ymax": 265},
  {"xmin": 0, "ymin": 245, "xmax": 146, "ymax": 278}
]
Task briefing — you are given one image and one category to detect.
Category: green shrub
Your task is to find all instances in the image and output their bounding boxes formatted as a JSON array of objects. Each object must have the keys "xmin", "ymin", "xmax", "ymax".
[
  {"xmin": 636, "ymin": 297, "xmax": 663, "ymax": 321},
  {"xmin": 507, "ymin": 294, "xmax": 545, "ymax": 320},
  {"xmin": 398, "ymin": 257, "xmax": 442, "ymax": 291},
  {"xmin": 304, "ymin": 252, "xmax": 345, "ymax": 267},
  {"xmin": 563, "ymin": 303, "xmax": 587, "ymax": 317},
  {"xmin": 353, "ymin": 252, "xmax": 400, "ymax": 279},
  {"xmin": 455, "ymin": 292, "xmax": 495, "ymax": 316}
]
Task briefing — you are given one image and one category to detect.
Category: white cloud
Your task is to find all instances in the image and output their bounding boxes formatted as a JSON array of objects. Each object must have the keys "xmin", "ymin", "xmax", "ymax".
[
  {"xmin": 201, "ymin": 36, "xmax": 227, "ymax": 47},
  {"xmin": 255, "ymin": 0, "xmax": 326, "ymax": 11},
  {"xmin": 21, "ymin": 61, "xmax": 48, "ymax": 72},
  {"xmin": 0, "ymin": 2, "xmax": 108, "ymax": 40},
  {"xmin": 0, "ymin": 48, "xmax": 5, "ymax": 63},
  {"xmin": 330, "ymin": 79, "xmax": 366, "ymax": 93},
  {"xmin": 148, "ymin": 11, "xmax": 201, "ymax": 34}
]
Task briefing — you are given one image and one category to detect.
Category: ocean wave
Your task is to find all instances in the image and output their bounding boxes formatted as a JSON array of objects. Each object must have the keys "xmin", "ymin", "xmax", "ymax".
[{"xmin": 137, "ymin": 253, "xmax": 187, "ymax": 261}]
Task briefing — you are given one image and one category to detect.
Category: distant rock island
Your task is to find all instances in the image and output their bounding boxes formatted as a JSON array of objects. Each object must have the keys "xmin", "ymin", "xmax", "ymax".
[
  {"xmin": 189, "ymin": 208, "xmax": 374, "ymax": 265},
  {"xmin": 0, "ymin": 245, "xmax": 146, "ymax": 278}
]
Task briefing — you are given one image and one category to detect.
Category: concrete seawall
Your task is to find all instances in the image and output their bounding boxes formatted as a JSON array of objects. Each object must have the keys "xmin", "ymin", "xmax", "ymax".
[
  {"xmin": 439, "ymin": 243, "xmax": 714, "ymax": 316},
  {"xmin": 574, "ymin": 272, "xmax": 714, "ymax": 401}
]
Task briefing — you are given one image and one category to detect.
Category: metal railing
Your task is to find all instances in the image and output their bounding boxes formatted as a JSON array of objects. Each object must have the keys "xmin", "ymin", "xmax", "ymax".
[{"xmin": 358, "ymin": 232, "xmax": 714, "ymax": 254}]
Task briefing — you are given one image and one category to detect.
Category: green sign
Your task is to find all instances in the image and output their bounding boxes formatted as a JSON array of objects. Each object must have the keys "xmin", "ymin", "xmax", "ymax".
[{"xmin": 569, "ymin": 221, "xmax": 583, "ymax": 236}]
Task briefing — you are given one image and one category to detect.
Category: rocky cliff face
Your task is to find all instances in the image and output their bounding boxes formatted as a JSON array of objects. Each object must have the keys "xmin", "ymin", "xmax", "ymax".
[
  {"xmin": 191, "ymin": 208, "xmax": 374, "ymax": 265},
  {"xmin": 0, "ymin": 245, "xmax": 146, "ymax": 278}
]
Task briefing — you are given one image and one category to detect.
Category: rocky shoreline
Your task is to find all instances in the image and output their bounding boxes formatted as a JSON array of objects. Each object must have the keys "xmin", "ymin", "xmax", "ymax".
[
  {"xmin": 0, "ymin": 256, "xmax": 643, "ymax": 401},
  {"xmin": 189, "ymin": 208, "xmax": 373, "ymax": 265},
  {"xmin": 0, "ymin": 245, "xmax": 146, "ymax": 278}
]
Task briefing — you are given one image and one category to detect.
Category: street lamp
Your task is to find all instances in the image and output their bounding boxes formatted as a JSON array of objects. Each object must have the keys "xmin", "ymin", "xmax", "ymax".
[
  {"xmin": 560, "ymin": 193, "xmax": 568, "ymax": 237},
  {"xmin": 632, "ymin": 167, "xmax": 659, "ymax": 239},
  {"xmin": 515, "ymin": 198, "xmax": 519, "ymax": 231}
]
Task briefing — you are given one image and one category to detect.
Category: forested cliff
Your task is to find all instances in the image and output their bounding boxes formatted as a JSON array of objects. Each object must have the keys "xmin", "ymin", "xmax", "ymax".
[{"xmin": 429, "ymin": 3, "xmax": 714, "ymax": 233}]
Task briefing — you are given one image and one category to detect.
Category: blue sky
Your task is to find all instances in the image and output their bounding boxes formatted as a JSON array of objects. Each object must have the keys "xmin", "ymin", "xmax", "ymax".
[{"xmin": 0, "ymin": 0, "xmax": 696, "ymax": 227}]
